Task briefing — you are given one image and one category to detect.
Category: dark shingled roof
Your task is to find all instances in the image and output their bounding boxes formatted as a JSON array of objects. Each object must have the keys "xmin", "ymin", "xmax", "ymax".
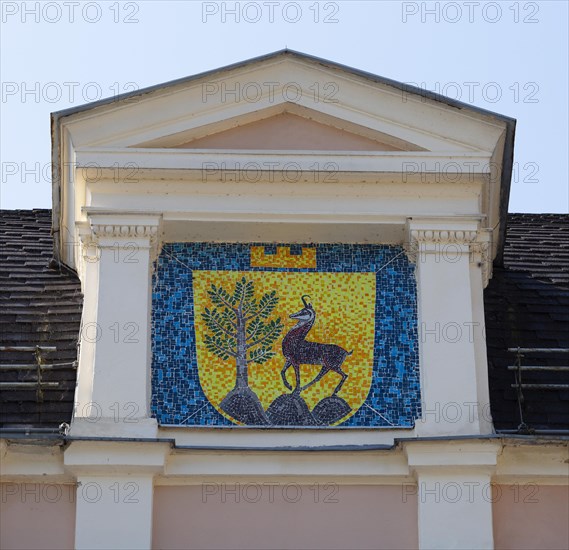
[
  {"xmin": 1, "ymin": 210, "xmax": 567, "ymax": 433},
  {"xmin": 0, "ymin": 209, "xmax": 82, "ymax": 430},
  {"xmin": 485, "ymin": 214, "xmax": 569, "ymax": 433}
]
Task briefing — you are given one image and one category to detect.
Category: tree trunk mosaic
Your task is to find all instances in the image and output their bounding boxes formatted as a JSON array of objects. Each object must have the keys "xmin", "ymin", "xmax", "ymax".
[
  {"xmin": 202, "ymin": 278, "xmax": 283, "ymax": 425},
  {"xmin": 151, "ymin": 243, "xmax": 422, "ymax": 427}
]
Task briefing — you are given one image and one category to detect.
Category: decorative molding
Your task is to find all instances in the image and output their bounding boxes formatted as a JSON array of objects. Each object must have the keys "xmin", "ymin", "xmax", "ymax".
[
  {"xmin": 90, "ymin": 223, "xmax": 160, "ymax": 244},
  {"xmin": 75, "ymin": 223, "xmax": 99, "ymax": 266},
  {"xmin": 409, "ymin": 228, "xmax": 478, "ymax": 245},
  {"xmin": 405, "ymin": 222, "xmax": 493, "ymax": 286},
  {"xmin": 471, "ymin": 233, "xmax": 493, "ymax": 287},
  {"xmin": 76, "ymin": 216, "xmax": 163, "ymax": 266},
  {"xmin": 405, "ymin": 227, "xmax": 479, "ymax": 264}
]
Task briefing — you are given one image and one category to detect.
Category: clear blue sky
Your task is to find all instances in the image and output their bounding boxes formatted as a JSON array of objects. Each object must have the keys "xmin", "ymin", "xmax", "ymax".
[{"xmin": 1, "ymin": 0, "xmax": 567, "ymax": 212}]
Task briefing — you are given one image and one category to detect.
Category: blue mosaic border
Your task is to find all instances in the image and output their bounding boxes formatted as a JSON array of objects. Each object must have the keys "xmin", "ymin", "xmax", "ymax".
[{"xmin": 151, "ymin": 243, "xmax": 421, "ymax": 427}]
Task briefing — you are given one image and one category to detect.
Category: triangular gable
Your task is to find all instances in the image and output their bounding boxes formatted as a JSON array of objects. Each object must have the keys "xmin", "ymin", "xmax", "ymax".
[
  {"xmin": 54, "ymin": 50, "xmax": 508, "ymax": 154},
  {"xmin": 146, "ymin": 113, "xmax": 415, "ymax": 151}
]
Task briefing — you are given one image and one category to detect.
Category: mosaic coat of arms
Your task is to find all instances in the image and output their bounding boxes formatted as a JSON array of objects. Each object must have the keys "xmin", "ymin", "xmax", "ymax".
[{"xmin": 152, "ymin": 244, "xmax": 421, "ymax": 427}]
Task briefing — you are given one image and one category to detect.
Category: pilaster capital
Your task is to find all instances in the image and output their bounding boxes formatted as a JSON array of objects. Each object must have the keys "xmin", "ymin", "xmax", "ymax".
[
  {"xmin": 409, "ymin": 228, "xmax": 478, "ymax": 245},
  {"xmin": 87, "ymin": 213, "xmax": 162, "ymax": 243},
  {"xmin": 90, "ymin": 222, "xmax": 160, "ymax": 244},
  {"xmin": 405, "ymin": 218, "xmax": 493, "ymax": 286},
  {"xmin": 77, "ymin": 212, "xmax": 163, "ymax": 263}
]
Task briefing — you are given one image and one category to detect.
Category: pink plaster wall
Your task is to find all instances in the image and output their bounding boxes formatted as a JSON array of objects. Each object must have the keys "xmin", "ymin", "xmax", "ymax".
[
  {"xmin": 0, "ymin": 483, "xmax": 76, "ymax": 550},
  {"xmin": 493, "ymin": 485, "xmax": 569, "ymax": 550},
  {"xmin": 175, "ymin": 113, "xmax": 402, "ymax": 151},
  {"xmin": 152, "ymin": 484, "xmax": 418, "ymax": 549}
]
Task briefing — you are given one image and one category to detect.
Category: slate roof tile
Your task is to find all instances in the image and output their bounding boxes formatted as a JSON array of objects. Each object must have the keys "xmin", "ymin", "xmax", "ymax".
[
  {"xmin": 485, "ymin": 214, "xmax": 569, "ymax": 432},
  {"xmin": 0, "ymin": 209, "xmax": 82, "ymax": 430}
]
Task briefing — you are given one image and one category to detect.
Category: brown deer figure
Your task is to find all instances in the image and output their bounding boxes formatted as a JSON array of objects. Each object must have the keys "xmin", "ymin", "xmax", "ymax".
[{"xmin": 281, "ymin": 295, "xmax": 351, "ymax": 395}]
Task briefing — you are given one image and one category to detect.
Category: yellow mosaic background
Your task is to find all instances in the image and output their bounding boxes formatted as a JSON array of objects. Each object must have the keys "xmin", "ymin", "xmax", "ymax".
[{"xmin": 193, "ymin": 271, "xmax": 376, "ymax": 424}]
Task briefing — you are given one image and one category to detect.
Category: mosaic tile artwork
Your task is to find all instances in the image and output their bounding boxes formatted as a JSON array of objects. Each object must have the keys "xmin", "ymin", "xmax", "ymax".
[{"xmin": 151, "ymin": 244, "xmax": 421, "ymax": 427}]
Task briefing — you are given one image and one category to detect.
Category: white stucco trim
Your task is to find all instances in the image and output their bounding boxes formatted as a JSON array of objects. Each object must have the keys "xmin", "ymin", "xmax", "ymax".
[{"xmin": 2, "ymin": 438, "xmax": 566, "ymax": 485}]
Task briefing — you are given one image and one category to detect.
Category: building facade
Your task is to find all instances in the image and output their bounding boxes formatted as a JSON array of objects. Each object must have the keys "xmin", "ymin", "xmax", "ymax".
[{"xmin": 1, "ymin": 51, "xmax": 568, "ymax": 550}]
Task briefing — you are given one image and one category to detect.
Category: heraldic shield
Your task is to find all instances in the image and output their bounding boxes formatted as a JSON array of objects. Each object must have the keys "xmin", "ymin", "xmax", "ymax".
[{"xmin": 193, "ymin": 269, "xmax": 375, "ymax": 426}]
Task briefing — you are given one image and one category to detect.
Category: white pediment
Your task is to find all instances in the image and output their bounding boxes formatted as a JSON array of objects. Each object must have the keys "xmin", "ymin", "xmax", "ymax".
[
  {"xmin": 52, "ymin": 50, "xmax": 515, "ymax": 273},
  {"xmin": 56, "ymin": 50, "xmax": 507, "ymax": 155}
]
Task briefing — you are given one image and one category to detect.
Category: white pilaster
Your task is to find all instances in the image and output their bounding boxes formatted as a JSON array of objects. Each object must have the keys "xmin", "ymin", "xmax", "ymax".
[
  {"xmin": 409, "ymin": 220, "xmax": 492, "ymax": 436},
  {"xmin": 75, "ymin": 474, "xmax": 154, "ymax": 550},
  {"xmin": 71, "ymin": 214, "xmax": 162, "ymax": 437},
  {"xmin": 65, "ymin": 441, "xmax": 169, "ymax": 550},
  {"xmin": 406, "ymin": 441, "xmax": 499, "ymax": 550}
]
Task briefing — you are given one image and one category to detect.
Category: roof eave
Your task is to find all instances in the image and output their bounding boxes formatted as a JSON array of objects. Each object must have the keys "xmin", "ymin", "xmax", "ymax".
[{"xmin": 496, "ymin": 118, "xmax": 516, "ymax": 267}]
